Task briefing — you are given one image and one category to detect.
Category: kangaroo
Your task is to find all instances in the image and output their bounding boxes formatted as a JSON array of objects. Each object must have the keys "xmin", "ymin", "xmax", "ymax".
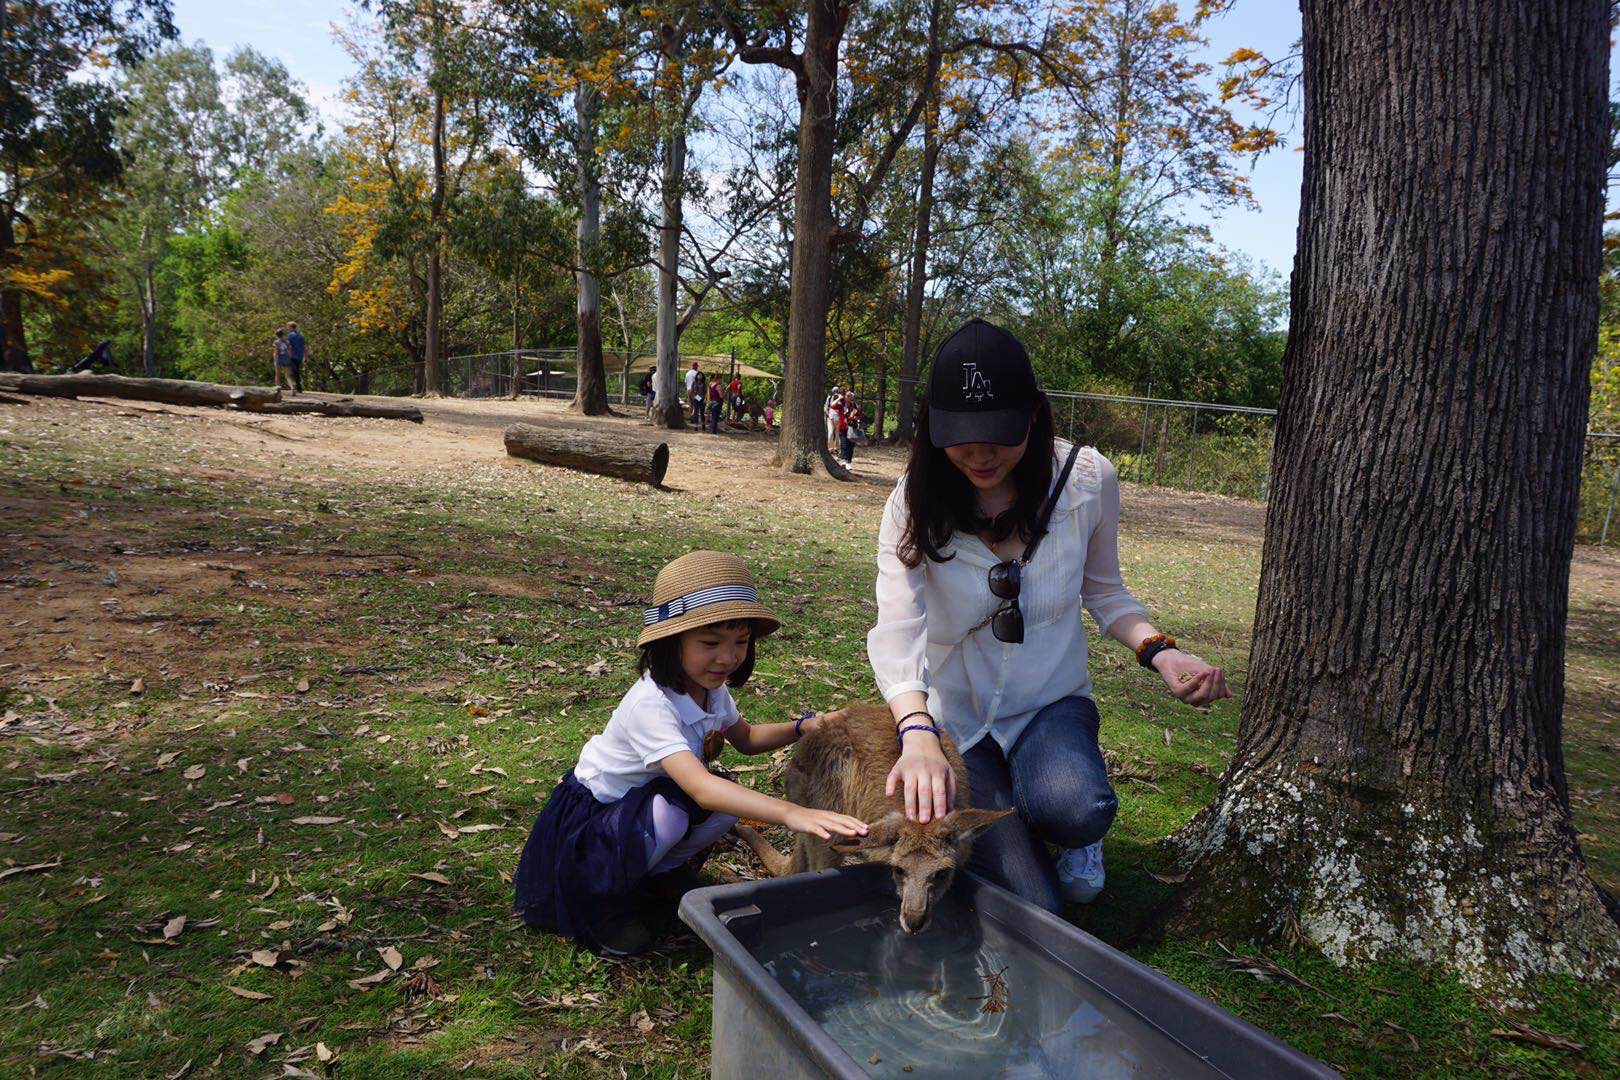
[{"xmin": 739, "ymin": 704, "xmax": 1011, "ymax": 934}]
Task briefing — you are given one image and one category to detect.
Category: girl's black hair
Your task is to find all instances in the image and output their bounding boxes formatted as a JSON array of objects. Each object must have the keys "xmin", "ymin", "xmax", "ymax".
[
  {"xmin": 637, "ymin": 619, "xmax": 759, "ymax": 691},
  {"xmin": 898, "ymin": 392, "xmax": 1056, "ymax": 568}
]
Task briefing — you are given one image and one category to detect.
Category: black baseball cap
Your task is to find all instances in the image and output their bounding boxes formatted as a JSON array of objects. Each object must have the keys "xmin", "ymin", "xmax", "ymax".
[{"xmin": 926, "ymin": 318, "xmax": 1037, "ymax": 447}]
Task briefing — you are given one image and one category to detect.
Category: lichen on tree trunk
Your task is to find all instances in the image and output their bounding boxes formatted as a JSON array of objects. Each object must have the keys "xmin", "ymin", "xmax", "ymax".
[{"xmin": 1155, "ymin": 0, "xmax": 1620, "ymax": 1003}]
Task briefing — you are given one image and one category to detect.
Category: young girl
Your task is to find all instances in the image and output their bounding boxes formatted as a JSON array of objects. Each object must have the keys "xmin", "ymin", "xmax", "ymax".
[{"xmin": 514, "ymin": 550, "xmax": 866, "ymax": 955}]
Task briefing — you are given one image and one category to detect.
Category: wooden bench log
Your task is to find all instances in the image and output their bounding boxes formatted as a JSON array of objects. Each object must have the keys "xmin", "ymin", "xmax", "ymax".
[
  {"xmin": 244, "ymin": 398, "xmax": 423, "ymax": 422},
  {"xmin": 0, "ymin": 372, "xmax": 281, "ymax": 409},
  {"xmin": 504, "ymin": 422, "xmax": 669, "ymax": 487}
]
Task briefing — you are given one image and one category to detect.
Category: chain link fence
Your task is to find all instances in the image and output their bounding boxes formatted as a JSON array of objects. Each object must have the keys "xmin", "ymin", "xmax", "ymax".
[
  {"xmin": 1047, "ymin": 389, "xmax": 1620, "ymax": 546},
  {"xmin": 420, "ymin": 358, "xmax": 1619, "ymax": 546}
]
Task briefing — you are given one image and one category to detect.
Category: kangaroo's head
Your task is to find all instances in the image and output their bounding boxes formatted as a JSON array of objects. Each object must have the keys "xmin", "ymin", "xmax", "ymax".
[{"xmin": 832, "ymin": 808, "xmax": 1012, "ymax": 933}]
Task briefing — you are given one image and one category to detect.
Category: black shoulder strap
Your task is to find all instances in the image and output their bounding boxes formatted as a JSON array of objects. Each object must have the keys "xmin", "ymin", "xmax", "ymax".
[{"xmin": 1021, "ymin": 443, "xmax": 1083, "ymax": 565}]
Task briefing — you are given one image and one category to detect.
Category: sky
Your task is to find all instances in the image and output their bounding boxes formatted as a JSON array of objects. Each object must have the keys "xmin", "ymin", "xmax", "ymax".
[{"xmin": 165, "ymin": 1, "xmax": 1311, "ymax": 280}]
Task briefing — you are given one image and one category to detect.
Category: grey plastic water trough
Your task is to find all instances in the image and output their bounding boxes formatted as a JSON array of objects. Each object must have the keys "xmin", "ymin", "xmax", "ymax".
[{"xmin": 679, "ymin": 864, "xmax": 1339, "ymax": 1079}]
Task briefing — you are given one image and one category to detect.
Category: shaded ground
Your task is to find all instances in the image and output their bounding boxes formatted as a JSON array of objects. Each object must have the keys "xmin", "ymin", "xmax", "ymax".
[{"xmin": 1, "ymin": 393, "xmax": 1616, "ymax": 1078}]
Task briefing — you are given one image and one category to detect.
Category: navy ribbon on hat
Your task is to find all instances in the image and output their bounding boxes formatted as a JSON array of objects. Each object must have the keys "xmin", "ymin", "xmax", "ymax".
[{"xmin": 642, "ymin": 583, "xmax": 759, "ymax": 626}]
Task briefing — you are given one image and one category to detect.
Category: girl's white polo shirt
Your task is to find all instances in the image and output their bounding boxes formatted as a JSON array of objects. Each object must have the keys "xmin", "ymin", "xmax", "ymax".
[{"xmin": 574, "ymin": 672, "xmax": 739, "ymax": 801}]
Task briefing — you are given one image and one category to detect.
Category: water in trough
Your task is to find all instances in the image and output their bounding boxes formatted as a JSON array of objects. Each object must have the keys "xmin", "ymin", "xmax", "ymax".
[{"xmin": 753, "ymin": 891, "xmax": 1225, "ymax": 1078}]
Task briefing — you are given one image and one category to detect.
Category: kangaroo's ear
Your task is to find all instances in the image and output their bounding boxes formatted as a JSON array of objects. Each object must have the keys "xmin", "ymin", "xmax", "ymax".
[
  {"xmin": 939, "ymin": 807, "xmax": 1014, "ymax": 848},
  {"xmin": 830, "ymin": 811, "xmax": 902, "ymax": 858}
]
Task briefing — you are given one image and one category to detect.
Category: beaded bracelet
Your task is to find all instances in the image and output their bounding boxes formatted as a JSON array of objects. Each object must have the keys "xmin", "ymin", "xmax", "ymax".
[
  {"xmin": 897, "ymin": 723, "xmax": 943, "ymax": 750},
  {"xmin": 794, "ymin": 712, "xmax": 814, "ymax": 738},
  {"xmin": 1136, "ymin": 634, "xmax": 1179, "ymax": 670}
]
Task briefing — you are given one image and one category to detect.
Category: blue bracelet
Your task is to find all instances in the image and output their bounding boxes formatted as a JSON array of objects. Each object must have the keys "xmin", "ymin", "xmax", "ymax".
[
  {"xmin": 794, "ymin": 712, "xmax": 814, "ymax": 738},
  {"xmin": 897, "ymin": 723, "xmax": 943, "ymax": 749}
]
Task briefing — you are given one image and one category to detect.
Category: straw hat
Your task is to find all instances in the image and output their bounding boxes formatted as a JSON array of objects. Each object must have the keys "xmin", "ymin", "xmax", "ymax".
[{"xmin": 637, "ymin": 551, "xmax": 781, "ymax": 648}]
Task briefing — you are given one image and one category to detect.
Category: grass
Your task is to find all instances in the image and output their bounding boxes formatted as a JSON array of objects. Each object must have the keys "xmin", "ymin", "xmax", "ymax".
[{"xmin": 0, "ymin": 404, "xmax": 1617, "ymax": 1078}]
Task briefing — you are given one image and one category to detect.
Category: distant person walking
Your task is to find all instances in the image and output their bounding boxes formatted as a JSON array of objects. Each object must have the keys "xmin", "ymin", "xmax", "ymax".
[
  {"xmin": 690, "ymin": 371, "xmax": 707, "ymax": 427},
  {"xmin": 825, "ymin": 386, "xmax": 843, "ymax": 450},
  {"xmin": 639, "ymin": 369, "xmax": 656, "ymax": 419},
  {"xmin": 728, "ymin": 375, "xmax": 744, "ymax": 420},
  {"xmin": 707, "ymin": 376, "xmax": 724, "ymax": 434},
  {"xmin": 284, "ymin": 322, "xmax": 306, "ymax": 394},
  {"xmin": 272, "ymin": 329, "xmax": 297, "ymax": 394},
  {"xmin": 836, "ymin": 392, "xmax": 857, "ymax": 465}
]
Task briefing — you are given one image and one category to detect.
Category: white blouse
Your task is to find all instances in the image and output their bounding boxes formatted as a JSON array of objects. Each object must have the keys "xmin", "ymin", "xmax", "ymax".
[{"xmin": 866, "ymin": 441, "xmax": 1149, "ymax": 754}]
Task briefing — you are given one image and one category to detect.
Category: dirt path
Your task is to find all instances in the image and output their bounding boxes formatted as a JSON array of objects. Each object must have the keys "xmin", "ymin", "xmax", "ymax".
[{"xmin": 5, "ymin": 389, "xmax": 1613, "ymax": 583}]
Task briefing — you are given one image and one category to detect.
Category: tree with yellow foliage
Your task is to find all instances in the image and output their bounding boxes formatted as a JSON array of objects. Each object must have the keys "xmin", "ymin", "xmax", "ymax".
[{"xmin": 328, "ymin": 4, "xmax": 498, "ymax": 394}]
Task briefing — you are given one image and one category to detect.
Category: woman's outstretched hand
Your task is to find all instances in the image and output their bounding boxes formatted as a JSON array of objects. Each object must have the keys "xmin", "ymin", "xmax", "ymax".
[
  {"xmin": 885, "ymin": 730, "xmax": 957, "ymax": 823},
  {"xmin": 1154, "ymin": 650, "xmax": 1232, "ymax": 706}
]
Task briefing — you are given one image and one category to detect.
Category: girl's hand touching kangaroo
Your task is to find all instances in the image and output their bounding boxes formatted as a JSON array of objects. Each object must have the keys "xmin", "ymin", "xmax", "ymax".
[{"xmin": 784, "ymin": 807, "xmax": 868, "ymax": 840}]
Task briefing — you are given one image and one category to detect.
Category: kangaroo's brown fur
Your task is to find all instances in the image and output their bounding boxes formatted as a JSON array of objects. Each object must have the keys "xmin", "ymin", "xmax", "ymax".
[{"xmin": 773, "ymin": 703, "xmax": 1011, "ymax": 933}]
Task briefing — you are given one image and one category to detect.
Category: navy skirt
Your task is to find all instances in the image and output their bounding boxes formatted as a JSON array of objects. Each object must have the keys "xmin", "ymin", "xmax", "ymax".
[{"xmin": 514, "ymin": 770, "xmax": 709, "ymax": 950}]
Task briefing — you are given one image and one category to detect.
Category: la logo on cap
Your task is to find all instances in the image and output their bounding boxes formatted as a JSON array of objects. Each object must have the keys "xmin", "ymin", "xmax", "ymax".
[{"xmin": 960, "ymin": 362, "xmax": 994, "ymax": 403}]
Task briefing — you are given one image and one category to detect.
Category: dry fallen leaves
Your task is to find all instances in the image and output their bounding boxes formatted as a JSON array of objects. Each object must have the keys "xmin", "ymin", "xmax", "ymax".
[
  {"xmin": 289, "ymin": 816, "xmax": 345, "ymax": 826},
  {"xmin": 347, "ymin": 969, "xmax": 392, "ymax": 991},
  {"xmin": 130, "ymin": 677, "xmax": 144, "ymax": 695},
  {"xmin": 1489, "ymin": 1022, "xmax": 1585, "ymax": 1053},
  {"xmin": 378, "ymin": 945, "xmax": 403, "ymax": 972},
  {"xmin": 182, "ymin": 764, "xmax": 206, "ymax": 781},
  {"xmin": 295, "ymin": 678, "xmax": 310, "ymax": 694},
  {"xmin": 250, "ymin": 949, "xmax": 281, "ymax": 968},
  {"xmin": 226, "ymin": 986, "xmax": 272, "ymax": 1001},
  {"xmin": 409, "ymin": 872, "xmax": 451, "ymax": 885},
  {"xmin": 162, "ymin": 915, "xmax": 186, "ymax": 940},
  {"xmin": 0, "ymin": 856, "xmax": 61, "ymax": 881},
  {"xmin": 245, "ymin": 1032, "xmax": 282, "ymax": 1056}
]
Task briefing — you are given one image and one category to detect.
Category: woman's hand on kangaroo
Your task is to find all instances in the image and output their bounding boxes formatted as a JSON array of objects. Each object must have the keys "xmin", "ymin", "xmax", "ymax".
[
  {"xmin": 1154, "ymin": 650, "xmax": 1232, "ymax": 706},
  {"xmin": 886, "ymin": 732, "xmax": 957, "ymax": 824},
  {"xmin": 784, "ymin": 806, "xmax": 869, "ymax": 840}
]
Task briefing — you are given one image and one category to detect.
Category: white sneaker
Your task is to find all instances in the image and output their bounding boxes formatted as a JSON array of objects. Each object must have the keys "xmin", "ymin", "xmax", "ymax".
[{"xmin": 1057, "ymin": 841, "xmax": 1105, "ymax": 904}]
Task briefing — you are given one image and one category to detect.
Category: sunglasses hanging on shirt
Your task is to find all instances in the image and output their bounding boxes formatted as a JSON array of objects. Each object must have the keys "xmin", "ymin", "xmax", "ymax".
[{"xmin": 986, "ymin": 443, "xmax": 1083, "ymax": 644}]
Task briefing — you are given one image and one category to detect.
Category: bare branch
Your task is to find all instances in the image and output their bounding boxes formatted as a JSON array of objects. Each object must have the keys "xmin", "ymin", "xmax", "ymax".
[{"xmin": 708, "ymin": 1, "xmax": 803, "ymax": 75}]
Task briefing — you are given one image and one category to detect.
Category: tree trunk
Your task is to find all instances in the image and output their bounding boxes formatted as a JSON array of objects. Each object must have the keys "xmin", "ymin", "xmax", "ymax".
[
  {"xmin": 571, "ymin": 84, "xmax": 611, "ymax": 416},
  {"xmin": 652, "ymin": 48, "xmax": 689, "ymax": 431},
  {"xmin": 0, "ymin": 211, "xmax": 32, "ymax": 373},
  {"xmin": 0, "ymin": 372, "xmax": 280, "ymax": 409},
  {"xmin": 510, "ymin": 257, "xmax": 523, "ymax": 400},
  {"xmin": 245, "ymin": 397, "xmax": 423, "ymax": 422},
  {"xmin": 778, "ymin": 0, "xmax": 847, "ymax": 477},
  {"xmin": 504, "ymin": 422, "xmax": 667, "ymax": 486},
  {"xmin": 894, "ymin": 111, "xmax": 939, "ymax": 444},
  {"xmin": 140, "ymin": 265, "xmax": 158, "ymax": 378},
  {"xmin": 1157, "ymin": 0, "xmax": 1620, "ymax": 1001},
  {"xmin": 423, "ymin": 83, "xmax": 447, "ymax": 398}
]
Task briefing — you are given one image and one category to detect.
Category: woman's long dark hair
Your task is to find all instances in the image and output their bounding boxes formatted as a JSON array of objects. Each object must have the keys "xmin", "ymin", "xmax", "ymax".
[{"xmin": 899, "ymin": 393, "xmax": 1056, "ymax": 568}]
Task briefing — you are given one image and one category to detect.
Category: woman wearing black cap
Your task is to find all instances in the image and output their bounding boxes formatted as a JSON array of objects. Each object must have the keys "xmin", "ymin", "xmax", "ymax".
[{"xmin": 866, "ymin": 318, "xmax": 1231, "ymax": 913}]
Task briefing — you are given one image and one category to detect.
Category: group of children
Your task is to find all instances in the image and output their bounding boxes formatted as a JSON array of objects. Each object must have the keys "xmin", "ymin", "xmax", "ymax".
[{"xmin": 514, "ymin": 550, "xmax": 864, "ymax": 954}]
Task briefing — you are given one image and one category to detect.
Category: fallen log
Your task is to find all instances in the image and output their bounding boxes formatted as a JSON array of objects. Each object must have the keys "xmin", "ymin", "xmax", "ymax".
[
  {"xmin": 0, "ymin": 372, "xmax": 280, "ymax": 409},
  {"xmin": 504, "ymin": 422, "xmax": 669, "ymax": 487},
  {"xmin": 244, "ymin": 398, "xmax": 423, "ymax": 422}
]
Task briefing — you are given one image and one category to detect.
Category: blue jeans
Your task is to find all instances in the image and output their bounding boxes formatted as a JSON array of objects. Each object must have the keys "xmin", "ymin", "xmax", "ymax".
[{"xmin": 962, "ymin": 695, "xmax": 1116, "ymax": 914}]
